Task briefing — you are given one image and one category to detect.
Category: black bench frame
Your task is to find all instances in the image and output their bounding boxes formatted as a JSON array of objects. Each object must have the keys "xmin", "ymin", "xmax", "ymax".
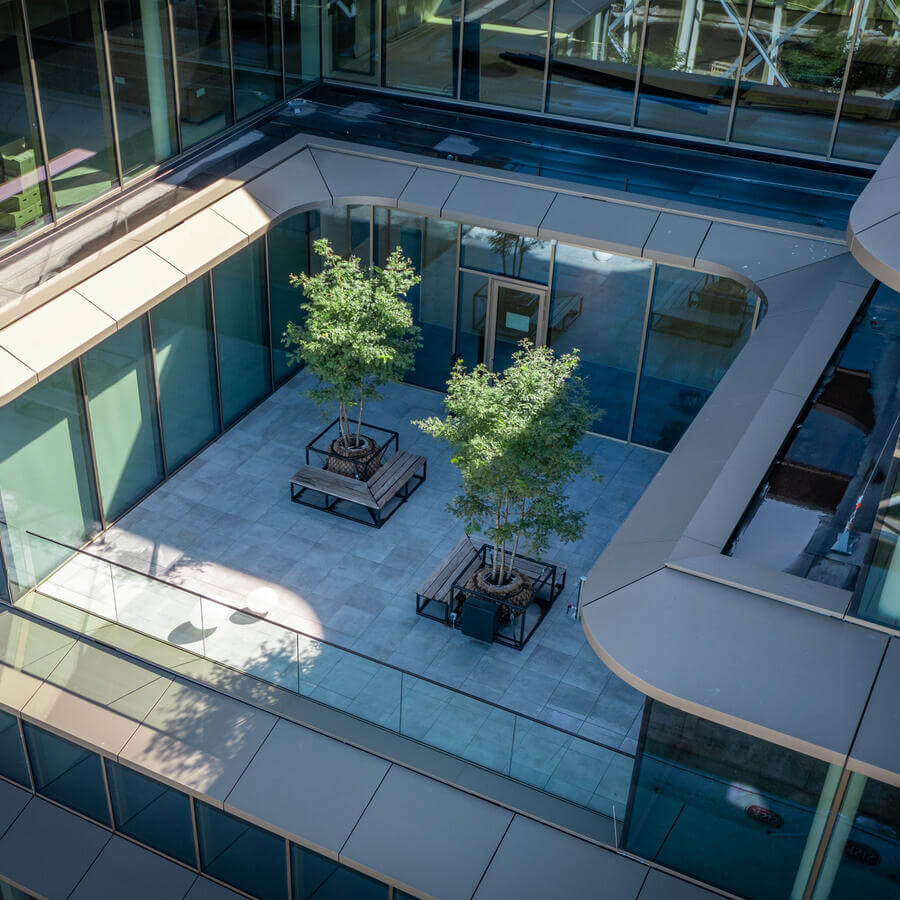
[{"xmin": 305, "ymin": 417, "xmax": 399, "ymax": 477}]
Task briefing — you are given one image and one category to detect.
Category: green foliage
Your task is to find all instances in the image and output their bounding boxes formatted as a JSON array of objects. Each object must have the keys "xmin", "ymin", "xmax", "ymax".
[
  {"xmin": 284, "ymin": 239, "xmax": 421, "ymax": 447},
  {"xmin": 416, "ymin": 342, "xmax": 598, "ymax": 583}
]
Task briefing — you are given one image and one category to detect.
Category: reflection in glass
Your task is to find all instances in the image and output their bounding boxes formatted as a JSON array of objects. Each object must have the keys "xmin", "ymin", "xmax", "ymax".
[
  {"xmin": 547, "ymin": 0, "xmax": 646, "ymax": 125},
  {"xmin": 456, "ymin": 269, "xmax": 490, "ymax": 367},
  {"xmin": 374, "ymin": 208, "xmax": 458, "ymax": 390},
  {"xmin": 23, "ymin": 722, "xmax": 111, "ymax": 824},
  {"xmin": 385, "ymin": 0, "xmax": 461, "ymax": 95},
  {"xmin": 0, "ymin": 0, "xmax": 52, "ymax": 249},
  {"xmin": 631, "ymin": 266, "xmax": 755, "ymax": 451},
  {"xmin": 311, "ymin": 204, "xmax": 371, "ymax": 262},
  {"xmin": 291, "ymin": 843, "xmax": 388, "ymax": 899},
  {"xmin": 636, "ymin": 0, "xmax": 745, "ymax": 139},
  {"xmin": 548, "ymin": 245, "xmax": 651, "ymax": 438},
  {"xmin": 460, "ymin": 226, "xmax": 550, "ymax": 283},
  {"xmin": 491, "ymin": 284, "xmax": 541, "ymax": 371},
  {"xmin": 25, "ymin": 0, "xmax": 117, "ymax": 213},
  {"xmin": 231, "ymin": 0, "xmax": 283, "ymax": 119},
  {"xmin": 82, "ymin": 319, "xmax": 165, "ymax": 521},
  {"xmin": 171, "ymin": 0, "xmax": 233, "ymax": 148},
  {"xmin": 150, "ymin": 279, "xmax": 221, "ymax": 470},
  {"xmin": 103, "ymin": 0, "xmax": 178, "ymax": 177},
  {"xmin": 832, "ymin": 0, "xmax": 900, "ymax": 164},
  {"xmin": 0, "ymin": 710, "xmax": 30, "ymax": 787},
  {"xmin": 461, "ymin": 0, "xmax": 550, "ymax": 110},
  {"xmin": 107, "ymin": 759, "xmax": 197, "ymax": 865},
  {"xmin": 284, "ymin": 0, "xmax": 321, "ymax": 91},
  {"xmin": 212, "ymin": 240, "xmax": 272, "ymax": 426},
  {"xmin": 730, "ymin": 0, "xmax": 853, "ymax": 156},
  {"xmin": 197, "ymin": 801, "xmax": 287, "ymax": 900},
  {"xmin": 323, "ymin": 0, "xmax": 378, "ymax": 82}
]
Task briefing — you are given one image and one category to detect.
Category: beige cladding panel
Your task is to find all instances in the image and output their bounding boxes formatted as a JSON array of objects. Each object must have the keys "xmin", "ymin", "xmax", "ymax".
[
  {"xmin": 0, "ymin": 347, "xmax": 36, "ymax": 407},
  {"xmin": 147, "ymin": 208, "xmax": 249, "ymax": 281}
]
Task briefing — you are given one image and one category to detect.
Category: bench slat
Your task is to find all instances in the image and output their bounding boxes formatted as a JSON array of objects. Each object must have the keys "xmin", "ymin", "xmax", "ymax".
[
  {"xmin": 418, "ymin": 536, "xmax": 474, "ymax": 597},
  {"xmin": 290, "ymin": 466, "xmax": 376, "ymax": 507},
  {"xmin": 371, "ymin": 454, "xmax": 425, "ymax": 506}
]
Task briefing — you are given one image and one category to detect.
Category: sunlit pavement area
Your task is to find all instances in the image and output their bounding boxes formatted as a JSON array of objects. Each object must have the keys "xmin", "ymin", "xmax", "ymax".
[{"xmin": 36, "ymin": 372, "xmax": 664, "ymax": 795}]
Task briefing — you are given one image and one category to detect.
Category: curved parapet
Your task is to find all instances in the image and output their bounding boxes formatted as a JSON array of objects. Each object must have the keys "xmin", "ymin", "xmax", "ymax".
[{"xmin": 848, "ymin": 136, "xmax": 900, "ymax": 292}]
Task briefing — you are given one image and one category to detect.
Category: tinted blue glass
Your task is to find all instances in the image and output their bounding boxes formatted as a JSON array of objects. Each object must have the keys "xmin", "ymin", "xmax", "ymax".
[
  {"xmin": 197, "ymin": 801, "xmax": 287, "ymax": 899},
  {"xmin": 0, "ymin": 711, "xmax": 29, "ymax": 788},
  {"xmin": 107, "ymin": 759, "xmax": 196, "ymax": 865},
  {"xmin": 0, "ymin": 547, "xmax": 8, "ymax": 603},
  {"xmin": 460, "ymin": 226, "xmax": 550, "ymax": 283},
  {"xmin": 291, "ymin": 843, "xmax": 387, "ymax": 899},
  {"xmin": 23, "ymin": 722, "xmax": 110, "ymax": 824}
]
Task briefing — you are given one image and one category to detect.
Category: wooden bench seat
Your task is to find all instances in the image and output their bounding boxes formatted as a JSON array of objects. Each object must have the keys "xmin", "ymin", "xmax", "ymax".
[
  {"xmin": 416, "ymin": 536, "xmax": 481, "ymax": 623},
  {"xmin": 290, "ymin": 450, "xmax": 426, "ymax": 527}
]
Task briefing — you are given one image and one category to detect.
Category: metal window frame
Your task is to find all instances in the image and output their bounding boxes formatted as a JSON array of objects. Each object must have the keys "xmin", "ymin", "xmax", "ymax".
[
  {"xmin": 207, "ymin": 272, "xmax": 227, "ymax": 433},
  {"xmin": 226, "ymin": 0, "xmax": 238, "ymax": 123},
  {"xmin": 826, "ymin": 0, "xmax": 866, "ymax": 158},
  {"xmin": 96, "ymin": 0, "xmax": 125, "ymax": 186},
  {"xmin": 725, "ymin": 0, "xmax": 756, "ymax": 143},
  {"xmin": 76, "ymin": 357, "xmax": 109, "ymax": 532},
  {"xmin": 630, "ymin": 0, "xmax": 651, "ymax": 128},
  {"xmin": 165, "ymin": 0, "xmax": 185, "ymax": 154},
  {"xmin": 145, "ymin": 311, "xmax": 171, "ymax": 479},
  {"xmin": 626, "ymin": 260, "xmax": 656, "ymax": 444}
]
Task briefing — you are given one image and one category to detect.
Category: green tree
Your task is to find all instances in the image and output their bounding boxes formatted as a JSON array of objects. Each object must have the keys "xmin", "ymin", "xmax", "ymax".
[
  {"xmin": 285, "ymin": 239, "xmax": 421, "ymax": 448},
  {"xmin": 416, "ymin": 342, "xmax": 597, "ymax": 585}
]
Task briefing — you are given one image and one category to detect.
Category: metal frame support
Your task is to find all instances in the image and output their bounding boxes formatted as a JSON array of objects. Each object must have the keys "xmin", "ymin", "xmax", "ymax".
[
  {"xmin": 826, "ymin": 0, "xmax": 865, "ymax": 158},
  {"xmin": 629, "ymin": 0, "xmax": 651, "ymax": 127},
  {"xmin": 627, "ymin": 261, "xmax": 656, "ymax": 443},
  {"xmin": 76, "ymin": 357, "xmax": 109, "ymax": 531},
  {"xmin": 97, "ymin": 0, "xmax": 126, "ymax": 187},
  {"xmin": 540, "ymin": 0, "xmax": 556, "ymax": 113}
]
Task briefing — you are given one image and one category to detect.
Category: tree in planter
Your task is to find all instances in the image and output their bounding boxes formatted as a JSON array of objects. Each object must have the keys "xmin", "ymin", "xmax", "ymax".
[
  {"xmin": 284, "ymin": 238, "xmax": 421, "ymax": 469},
  {"xmin": 416, "ymin": 341, "xmax": 597, "ymax": 597}
]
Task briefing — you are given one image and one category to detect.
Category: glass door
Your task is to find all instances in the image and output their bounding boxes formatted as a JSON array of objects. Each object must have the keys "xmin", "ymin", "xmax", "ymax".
[{"xmin": 485, "ymin": 279, "xmax": 546, "ymax": 371}]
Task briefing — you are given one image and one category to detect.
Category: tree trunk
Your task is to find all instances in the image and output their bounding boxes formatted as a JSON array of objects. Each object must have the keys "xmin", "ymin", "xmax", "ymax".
[
  {"xmin": 356, "ymin": 392, "xmax": 364, "ymax": 448},
  {"xmin": 508, "ymin": 497, "xmax": 526, "ymax": 575},
  {"xmin": 492, "ymin": 507, "xmax": 501, "ymax": 582}
]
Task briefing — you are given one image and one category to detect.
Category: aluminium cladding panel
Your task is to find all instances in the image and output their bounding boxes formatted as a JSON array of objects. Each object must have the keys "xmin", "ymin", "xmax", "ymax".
[
  {"xmin": 850, "ymin": 211, "xmax": 900, "ymax": 293},
  {"xmin": 398, "ymin": 168, "xmax": 461, "ymax": 218},
  {"xmin": 0, "ymin": 779, "xmax": 30, "ymax": 838},
  {"xmin": 0, "ymin": 347, "xmax": 36, "ymax": 408},
  {"xmin": 582, "ymin": 568, "xmax": 888, "ymax": 764},
  {"xmin": 637, "ymin": 869, "xmax": 727, "ymax": 900},
  {"xmin": 240, "ymin": 148, "xmax": 333, "ymax": 218},
  {"xmin": 310, "ymin": 148, "xmax": 416, "ymax": 208},
  {"xmin": 848, "ymin": 174, "xmax": 900, "ymax": 233},
  {"xmin": 472, "ymin": 814, "xmax": 647, "ymax": 900},
  {"xmin": 209, "ymin": 189, "xmax": 280, "ymax": 242},
  {"xmin": 441, "ymin": 176, "xmax": 555, "ymax": 236},
  {"xmin": 642, "ymin": 213, "xmax": 711, "ymax": 267},
  {"xmin": 185, "ymin": 878, "xmax": 247, "ymax": 900},
  {"xmin": 224, "ymin": 717, "xmax": 390, "ymax": 860}
]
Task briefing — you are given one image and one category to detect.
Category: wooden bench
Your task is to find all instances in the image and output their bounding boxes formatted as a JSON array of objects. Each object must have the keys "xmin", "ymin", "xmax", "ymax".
[
  {"xmin": 290, "ymin": 450, "xmax": 426, "ymax": 527},
  {"xmin": 416, "ymin": 536, "xmax": 482, "ymax": 624}
]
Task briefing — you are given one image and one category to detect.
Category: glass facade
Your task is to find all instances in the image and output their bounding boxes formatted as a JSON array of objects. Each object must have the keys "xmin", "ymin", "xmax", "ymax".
[
  {"xmin": 384, "ymin": 0, "xmax": 460, "ymax": 95},
  {"xmin": 291, "ymin": 843, "xmax": 388, "ymax": 899},
  {"xmin": 231, "ymin": 0, "xmax": 283, "ymax": 119},
  {"xmin": 0, "ymin": 710, "xmax": 29, "ymax": 788}
]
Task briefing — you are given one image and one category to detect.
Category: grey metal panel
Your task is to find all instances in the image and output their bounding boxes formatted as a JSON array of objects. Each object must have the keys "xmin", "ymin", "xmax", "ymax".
[
  {"xmin": 243, "ymin": 148, "xmax": 332, "ymax": 217},
  {"xmin": 0, "ymin": 797, "xmax": 110, "ymax": 898},
  {"xmin": 442, "ymin": 176, "xmax": 555, "ymax": 236},
  {"xmin": 68, "ymin": 835, "xmax": 196, "ymax": 900},
  {"xmin": 848, "ymin": 638, "xmax": 900, "ymax": 787},
  {"xmin": 850, "ymin": 212, "xmax": 900, "ymax": 293},
  {"xmin": 638, "ymin": 869, "xmax": 724, "ymax": 900},
  {"xmin": 311, "ymin": 148, "xmax": 415, "ymax": 207},
  {"xmin": 0, "ymin": 780, "xmax": 30, "ymax": 839},
  {"xmin": 538, "ymin": 193, "xmax": 659, "ymax": 257},
  {"xmin": 473, "ymin": 814, "xmax": 647, "ymax": 900},
  {"xmin": 583, "ymin": 569, "xmax": 888, "ymax": 762},
  {"xmin": 341, "ymin": 765, "xmax": 513, "ymax": 900},
  {"xmin": 184, "ymin": 877, "xmax": 247, "ymax": 900},
  {"xmin": 398, "ymin": 168, "xmax": 460, "ymax": 217},
  {"xmin": 848, "ymin": 174, "xmax": 900, "ymax": 233},
  {"xmin": 642, "ymin": 212, "xmax": 711, "ymax": 267},
  {"xmin": 225, "ymin": 717, "xmax": 390, "ymax": 859}
]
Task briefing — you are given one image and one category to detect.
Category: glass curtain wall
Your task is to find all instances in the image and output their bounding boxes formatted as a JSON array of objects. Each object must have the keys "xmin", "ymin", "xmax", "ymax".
[
  {"xmin": 322, "ymin": 0, "xmax": 379, "ymax": 81},
  {"xmin": 0, "ymin": 0, "xmax": 52, "ymax": 250},
  {"xmin": 231, "ymin": 0, "xmax": 283, "ymax": 118},
  {"xmin": 284, "ymin": 0, "xmax": 321, "ymax": 89},
  {"xmin": 384, "ymin": 0, "xmax": 461, "ymax": 94}
]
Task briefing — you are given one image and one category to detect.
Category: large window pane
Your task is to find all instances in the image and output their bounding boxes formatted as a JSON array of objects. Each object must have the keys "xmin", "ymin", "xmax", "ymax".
[
  {"xmin": 631, "ymin": 266, "xmax": 755, "ymax": 451},
  {"xmin": 832, "ymin": 0, "xmax": 900, "ymax": 164},
  {"xmin": 548, "ymin": 245, "xmax": 651, "ymax": 439},
  {"xmin": 385, "ymin": 0, "xmax": 461, "ymax": 95},
  {"xmin": 25, "ymin": 0, "xmax": 117, "ymax": 213},
  {"xmin": 0, "ymin": 364, "xmax": 101, "ymax": 596},
  {"xmin": 0, "ymin": 0, "xmax": 53, "ymax": 251},
  {"xmin": 635, "ymin": 0, "xmax": 745, "ymax": 139},
  {"xmin": 82, "ymin": 318, "xmax": 165, "ymax": 521},
  {"xmin": 456, "ymin": 269, "xmax": 490, "ymax": 367},
  {"xmin": 23, "ymin": 722, "xmax": 110, "ymax": 825},
  {"xmin": 460, "ymin": 226, "xmax": 550, "ymax": 283},
  {"xmin": 197, "ymin": 801, "xmax": 287, "ymax": 900},
  {"xmin": 730, "ymin": 0, "xmax": 853, "ymax": 156},
  {"xmin": 375, "ymin": 208, "xmax": 458, "ymax": 391},
  {"xmin": 172, "ymin": 0, "xmax": 233, "ymax": 148},
  {"xmin": 291, "ymin": 843, "xmax": 387, "ymax": 899},
  {"xmin": 150, "ymin": 279, "xmax": 221, "ymax": 470},
  {"xmin": 231, "ymin": 0, "xmax": 282, "ymax": 119},
  {"xmin": 547, "ymin": 0, "xmax": 645, "ymax": 125},
  {"xmin": 107, "ymin": 759, "xmax": 196, "ymax": 866},
  {"xmin": 104, "ymin": 0, "xmax": 178, "ymax": 178},
  {"xmin": 461, "ymin": 0, "xmax": 550, "ymax": 110},
  {"xmin": 323, "ymin": 0, "xmax": 378, "ymax": 82},
  {"xmin": 212, "ymin": 241, "xmax": 272, "ymax": 426},
  {"xmin": 311, "ymin": 204, "xmax": 370, "ymax": 262},
  {"xmin": 0, "ymin": 710, "xmax": 29, "ymax": 787},
  {"xmin": 284, "ymin": 0, "xmax": 321, "ymax": 91}
]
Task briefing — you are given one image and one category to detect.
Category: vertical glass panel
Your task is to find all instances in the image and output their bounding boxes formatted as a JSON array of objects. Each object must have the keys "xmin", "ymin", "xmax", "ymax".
[
  {"xmin": 22, "ymin": 722, "xmax": 110, "ymax": 824},
  {"xmin": 291, "ymin": 843, "xmax": 388, "ymax": 899},
  {"xmin": 0, "ymin": 879, "xmax": 38, "ymax": 899},
  {"xmin": 635, "ymin": 0, "xmax": 745, "ymax": 139},
  {"xmin": 103, "ymin": 0, "xmax": 178, "ymax": 177},
  {"xmin": 172, "ymin": 0, "xmax": 233, "ymax": 148},
  {"xmin": 625, "ymin": 700, "xmax": 833, "ymax": 899},
  {"xmin": 0, "ymin": 710, "xmax": 30, "ymax": 787},
  {"xmin": 231, "ymin": 0, "xmax": 283, "ymax": 119},
  {"xmin": 456, "ymin": 269, "xmax": 490, "ymax": 367},
  {"xmin": 832, "ymin": 0, "xmax": 900, "ymax": 164},
  {"xmin": 0, "ymin": 364, "xmax": 101, "ymax": 595},
  {"xmin": 461, "ymin": 0, "xmax": 551, "ymax": 110},
  {"xmin": 311, "ymin": 204, "xmax": 370, "ymax": 262},
  {"xmin": 374, "ymin": 208, "xmax": 458, "ymax": 391},
  {"xmin": 107, "ymin": 759, "xmax": 196, "ymax": 865},
  {"xmin": 0, "ymin": 0, "xmax": 53, "ymax": 250},
  {"xmin": 150, "ymin": 278, "xmax": 221, "ymax": 470},
  {"xmin": 284, "ymin": 0, "xmax": 321, "ymax": 91},
  {"xmin": 460, "ymin": 226, "xmax": 550, "ymax": 283},
  {"xmin": 384, "ymin": 0, "xmax": 461, "ymax": 95},
  {"xmin": 548, "ymin": 245, "xmax": 651, "ymax": 438},
  {"xmin": 25, "ymin": 0, "xmax": 118, "ymax": 213},
  {"xmin": 547, "ymin": 0, "xmax": 646, "ymax": 124},
  {"xmin": 323, "ymin": 0, "xmax": 378, "ymax": 82},
  {"xmin": 491, "ymin": 284, "xmax": 541, "ymax": 371},
  {"xmin": 730, "ymin": 0, "xmax": 853, "ymax": 156},
  {"xmin": 268, "ymin": 213, "xmax": 311, "ymax": 383},
  {"xmin": 82, "ymin": 318, "xmax": 165, "ymax": 521},
  {"xmin": 631, "ymin": 266, "xmax": 755, "ymax": 451},
  {"xmin": 213, "ymin": 241, "xmax": 272, "ymax": 426},
  {"xmin": 197, "ymin": 801, "xmax": 287, "ymax": 900}
]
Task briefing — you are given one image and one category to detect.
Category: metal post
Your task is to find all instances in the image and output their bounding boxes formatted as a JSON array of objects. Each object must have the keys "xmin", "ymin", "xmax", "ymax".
[
  {"xmin": 165, "ymin": 0, "xmax": 184, "ymax": 153},
  {"xmin": 15, "ymin": 716, "xmax": 36, "ymax": 791},
  {"xmin": 189, "ymin": 796, "xmax": 202, "ymax": 869},
  {"xmin": 100, "ymin": 755, "xmax": 116, "ymax": 828},
  {"xmin": 77, "ymin": 357, "xmax": 108, "ymax": 530},
  {"xmin": 540, "ymin": 0, "xmax": 556, "ymax": 113},
  {"xmin": 630, "ymin": 0, "xmax": 650, "ymax": 127},
  {"xmin": 627, "ymin": 261, "xmax": 655, "ymax": 443},
  {"xmin": 96, "ymin": 0, "xmax": 125, "ymax": 186},
  {"xmin": 263, "ymin": 236, "xmax": 276, "ymax": 389},
  {"xmin": 538, "ymin": 240, "xmax": 556, "ymax": 345},
  {"xmin": 225, "ymin": 0, "xmax": 237, "ymax": 123},
  {"xmin": 725, "ymin": 0, "xmax": 755, "ymax": 142},
  {"xmin": 456, "ymin": 0, "xmax": 466, "ymax": 99},
  {"xmin": 450, "ymin": 222, "xmax": 462, "ymax": 356},
  {"xmin": 145, "ymin": 311, "xmax": 170, "ymax": 477},
  {"xmin": 280, "ymin": 0, "xmax": 287, "ymax": 98},
  {"xmin": 207, "ymin": 274, "xmax": 226, "ymax": 432},
  {"xmin": 826, "ymin": 0, "xmax": 864, "ymax": 158}
]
